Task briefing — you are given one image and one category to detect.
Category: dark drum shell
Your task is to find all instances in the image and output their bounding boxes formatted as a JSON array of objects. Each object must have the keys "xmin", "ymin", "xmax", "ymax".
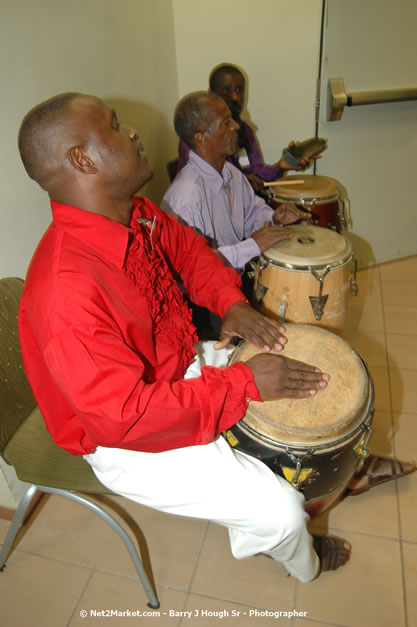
[
  {"xmin": 270, "ymin": 174, "xmax": 345, "ymax": 232},
  {"xmin": 223, "ymin": 326, "xmax": 374, "ymax": 511},
  {"xmin": 224, "ymin": 381, "xmax": 373, "ymax": 503}
]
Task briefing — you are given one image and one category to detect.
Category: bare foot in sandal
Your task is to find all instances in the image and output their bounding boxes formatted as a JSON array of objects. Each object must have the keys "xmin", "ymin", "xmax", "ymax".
[
  {"xmin": 313, "ymin": 535, "xmax": 351, "ymax": 575},
  {"xmin": 345, "ymin": 455, "xmax": 416, "ymax": 497}
]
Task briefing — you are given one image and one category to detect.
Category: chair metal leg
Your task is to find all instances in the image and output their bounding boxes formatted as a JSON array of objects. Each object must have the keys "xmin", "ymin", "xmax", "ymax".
[
  {"xmin": 36, "ymin": 485, "xmax": 160, "ymax": 608},
  {"xmin": 0, "ymin": 483, "xmax": 39, "ymax": 571}
]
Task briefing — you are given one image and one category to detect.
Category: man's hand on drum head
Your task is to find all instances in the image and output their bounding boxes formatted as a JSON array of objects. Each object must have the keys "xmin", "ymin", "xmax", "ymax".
[
  {"xmin": 251, "ymin": 223, "xmax": 293, "ymax": 253},
  {"xmin": 214, "ymin": 301, "xmax": 287, "ymax": 352},
  {"xmin": 272, "ymin": 203, "xmax": 312, "ymax": 226},
  {"xmin": 245, "ymin": 353, "xmax": 330, "ymax": 401}
]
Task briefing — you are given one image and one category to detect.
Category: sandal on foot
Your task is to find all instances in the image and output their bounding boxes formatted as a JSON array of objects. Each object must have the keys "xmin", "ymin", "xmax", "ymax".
[
  {"xmin": 345, "ymin": 455, "xmax": 416, "ymax": 497},
  {"xmin": 313, "ymin": 535, "xmax": 351, "ymax": 574}
]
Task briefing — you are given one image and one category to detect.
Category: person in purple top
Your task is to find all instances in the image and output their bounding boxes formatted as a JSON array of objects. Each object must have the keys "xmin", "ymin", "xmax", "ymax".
[{"xmin": 176, "ymin": 63, "xmax": 310, "ymax": 194}]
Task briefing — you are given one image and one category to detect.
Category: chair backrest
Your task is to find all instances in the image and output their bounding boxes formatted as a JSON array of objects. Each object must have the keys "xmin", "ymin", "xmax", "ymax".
[
  {"xmin": 0, "ymin": 277, "xmax": 37, "ymax": 460},
  {"xmin": 0, "ymin": 276, "xmax": 112, "ymax": 493}
]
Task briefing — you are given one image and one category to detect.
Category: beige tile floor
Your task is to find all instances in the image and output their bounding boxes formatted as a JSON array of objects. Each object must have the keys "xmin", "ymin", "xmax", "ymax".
[{"xmin": 1, "ymin": 256, "xmax": 417, "ymax": 627}]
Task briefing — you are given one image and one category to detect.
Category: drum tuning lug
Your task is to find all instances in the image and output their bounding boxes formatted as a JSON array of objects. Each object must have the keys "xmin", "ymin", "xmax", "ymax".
[
  {"xmin": 350, "ymin": 278, "xmax": 359, "ymax": 296},
  {"xmin": 354, "ymin": 424, "xmax": 374, "ymax": 466},
  {"xmin": 291, "ymin": 462, "xmax": 302, "ymax": 488},
  {"xmin": 253, "ymin": 281, "xmax": 268, "ymax": 304},
  {"xmin": 283, "ymin": 448, "xmax": 314, "ymax": 489},
  {"xmin": 309, "ymin": 295, "xmax": 329, "ymax": 321},
  {"xmin": 278, "ymin": 301, "xmax": 288, "ymax": 323},
  {"xmin": 339, "ymin": 199, "xmax": 347, "ymax": 229},
  {"xmin": 309, "ymin": 265, "xmax": 331, "ymax": 320},
  {"xmin": 301, "ymin": 198, "xmax": 317, "ymax": 211},
  {"xmin": 350, "ymin": 256, "xmax": 359, "ymax": 296},
  {"xmin": 257, "ymin": 256, "xmax": 269, "ymax": 273}
]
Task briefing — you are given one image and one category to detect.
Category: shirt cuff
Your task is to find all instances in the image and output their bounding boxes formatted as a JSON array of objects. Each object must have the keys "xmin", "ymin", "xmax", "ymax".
[
  {"xmin": 243, "ymin": 237, "xmax": 261, "ymax": 259},
  {"xmin": 215, "ymin": 361, "xmax": 263, "ymax": 433},
  {"xmin": 223, "ymin": 361, "xmax": 262, "ymax": 403},
  {"xmin": 215, "ymin": 286, "xmax": 248, "ymax": 318}
]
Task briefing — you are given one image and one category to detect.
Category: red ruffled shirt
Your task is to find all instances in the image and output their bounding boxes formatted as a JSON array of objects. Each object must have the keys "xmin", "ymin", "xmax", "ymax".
[{"xmin": 19, "ymin": 197, "xmax": 261, "ymax": 455}]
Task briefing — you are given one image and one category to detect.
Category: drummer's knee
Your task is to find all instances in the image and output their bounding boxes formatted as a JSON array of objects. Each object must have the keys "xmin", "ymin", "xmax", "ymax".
[
  {"xmin": 276, "ymin": 485, "xmax": 308, "ymax": 536},
  {"xmin": 252, "ymin": 481, "xmax": 307, "ymax": 540}
]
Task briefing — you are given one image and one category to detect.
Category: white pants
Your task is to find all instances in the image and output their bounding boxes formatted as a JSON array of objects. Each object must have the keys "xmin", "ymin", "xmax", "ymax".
[{"xmin": 85, "ymin": 342, "xmax": 319, "ymax": 583}]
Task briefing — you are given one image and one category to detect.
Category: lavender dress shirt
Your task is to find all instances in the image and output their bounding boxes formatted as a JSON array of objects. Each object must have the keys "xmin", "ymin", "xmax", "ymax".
[
  {"xmin": 161, "ymin": 150, "xmax": 274, "ymax": 272},
  {"xmin": 177, "ymin": 118, "xmax": 281, "ymax": 182}
]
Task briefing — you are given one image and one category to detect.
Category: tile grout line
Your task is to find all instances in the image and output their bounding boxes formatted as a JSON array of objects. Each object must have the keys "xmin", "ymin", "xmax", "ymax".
[
  {"xmin": 66, "ymin": 525, "xmax": 114, "ymax": 627},
  {"xmin": 178, "ymin": 520, "xmax": 210, "ymax": 627},
  {"xmin": 380, "ymin": 264, "xmax": 410, "ymax": 627},
  {"xmin": 290, "ymin": 579, "xmax": 298, "ymax": 627},
  {"xmin": 378, "ymin": 264, "xmax": 396, "ymax": 450}
]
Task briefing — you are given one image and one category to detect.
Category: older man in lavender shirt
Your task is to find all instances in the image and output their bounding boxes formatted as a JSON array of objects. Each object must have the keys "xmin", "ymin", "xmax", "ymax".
[
  {"xmin": 176, "ymin": 64, "xmax": 311, "ymax": 195},
  {"xmin": 162, "ymin": 91, "xmax": 309, "ymax": 274}
]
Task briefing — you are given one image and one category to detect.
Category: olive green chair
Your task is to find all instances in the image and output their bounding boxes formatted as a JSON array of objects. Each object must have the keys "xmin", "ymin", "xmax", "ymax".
[{"xmin": 0, "ymin": 277, "xmax": 160, "ymax": 608}]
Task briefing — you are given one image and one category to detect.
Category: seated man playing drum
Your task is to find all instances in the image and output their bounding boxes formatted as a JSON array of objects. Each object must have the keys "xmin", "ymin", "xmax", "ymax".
[
  {"xmin": 162, "ymin": 91, "xmax": 308, "ymax": 277},
  {"xmin": 18, "ymin": 91, "xmax": 351, "ymax": 585},
  {"xmin": 162, "ymin": 90, "xmax": 415, "ymax": 499},
  {"xmin": 176, "ymin": 63, "xmax": 311, "ymax": 194}
]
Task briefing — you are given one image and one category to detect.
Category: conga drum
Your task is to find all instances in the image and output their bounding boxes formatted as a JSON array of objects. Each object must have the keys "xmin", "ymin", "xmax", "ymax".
[
  {"xmin": 223, "ymin": 324, "xmax": 374, "ymax": 517},
  {"xmin": 270, "ymin": 174, "xmax": 346, "ymax": 232},
  {"xmin": 253, "ymin": 224, "xmax": 357, "ymax": 334}
]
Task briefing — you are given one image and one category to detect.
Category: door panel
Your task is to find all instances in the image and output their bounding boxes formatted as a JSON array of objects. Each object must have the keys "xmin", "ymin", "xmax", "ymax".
[{"xmin": 317, "ymin": 0, "xmax": 417, "ymax": 266}]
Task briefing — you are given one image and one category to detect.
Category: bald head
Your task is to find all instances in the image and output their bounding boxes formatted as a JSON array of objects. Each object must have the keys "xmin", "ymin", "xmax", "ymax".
[
  {"xmin": 18, "ymin": 93, "xmax": 152, "ymax": 218},
  {"xmin": 174, "ymin": 91, "xmax": 225, "ymax": 149},
  {"xmin": 18, "ymin": 92, "xmax": 85, "ymax": 189}
]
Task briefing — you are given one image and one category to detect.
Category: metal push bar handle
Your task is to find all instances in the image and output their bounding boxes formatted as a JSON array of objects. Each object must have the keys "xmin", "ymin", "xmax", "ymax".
[{"xmin": 327, "ymin": 77, "xmax": 417, "ymax": 121}]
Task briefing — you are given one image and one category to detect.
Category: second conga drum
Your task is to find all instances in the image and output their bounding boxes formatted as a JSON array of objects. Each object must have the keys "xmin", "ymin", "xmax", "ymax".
[
  {"xmin": 270, "ymin": 174, "xmax": 346, "ymax": 232},
  {"xmin": 223, "ymin": 324, "xmax": 374, "ymax": 517},
  {"xmin": 253, "ymin": 224, "xmax": 356, "ymax": 333}
]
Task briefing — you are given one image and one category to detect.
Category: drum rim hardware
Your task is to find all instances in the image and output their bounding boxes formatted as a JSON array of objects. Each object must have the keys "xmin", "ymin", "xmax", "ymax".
[
  {"xmin": 309, "ymin": 265, "xmax": 331, "ymax": 321},
  {"xmin": 283, "ymin": 447, "xmax": 315, "ymax": 489},
  {"xmin": 233, "ymin": 374, "xmax": 374, "ymax": 451},
  {"xmin": 260, "ymin": 227, "xmax": 353, "ymax": 271},
  {"xmin": 272, "ymin": 192, "xmax": 339, "ymax": 203},
  {"xmin": 350, "ymin": 256, "xmax": 359, "ymax": 296},
  {"xmin": 259, "ymin": 253, "xmax": 352, "ymax": 272},
  {"xmin": 270, "ymin": 174, "xmax": 347, "ymax": 231},
  {"xmin": 353, "ymin": 413, "xmax": 374, "ymax": 466}
]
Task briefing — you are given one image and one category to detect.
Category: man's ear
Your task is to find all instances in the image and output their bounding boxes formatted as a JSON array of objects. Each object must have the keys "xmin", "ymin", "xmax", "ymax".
[
  {"xmin": 193, "ymin": 132, "xmax": 206, "ymax": 148},
  {"xmin": 67, "ymin": 146, "xmax": 97, "ymax": 174}
]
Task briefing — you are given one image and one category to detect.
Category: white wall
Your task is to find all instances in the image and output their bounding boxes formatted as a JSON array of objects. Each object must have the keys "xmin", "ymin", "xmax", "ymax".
[{"xmin": 0, "ymin": 0, "xmax": 180, "ymax": 280}]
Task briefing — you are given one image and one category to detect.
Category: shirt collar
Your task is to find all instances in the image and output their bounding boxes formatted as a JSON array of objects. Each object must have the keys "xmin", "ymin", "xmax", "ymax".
[
  {"xmin": 188, "ymin": 150, "xmax": 232, "ymax": 195},
  {"xmin": 50, "ymin": 200, "xmax": 133, "ymax": 269}
]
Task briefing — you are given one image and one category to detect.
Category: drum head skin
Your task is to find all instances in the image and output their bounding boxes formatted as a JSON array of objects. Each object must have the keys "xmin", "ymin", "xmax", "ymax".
[
  {"xmin": 263, "ymin": 224, "xmax": 351, "ymax": 268},
  {"xmin": 273, "ymin": 174, "xmax": 338, "ymax": 201},
  {"xmin": 231, "ymin": 324, "xmax": 369, "ymax": 446}
]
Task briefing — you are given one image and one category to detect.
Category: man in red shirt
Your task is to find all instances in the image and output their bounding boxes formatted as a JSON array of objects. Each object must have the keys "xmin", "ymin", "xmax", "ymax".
[{"xmin": 18, "ymin": 92, "xmax": 350, "ymax": 582}]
